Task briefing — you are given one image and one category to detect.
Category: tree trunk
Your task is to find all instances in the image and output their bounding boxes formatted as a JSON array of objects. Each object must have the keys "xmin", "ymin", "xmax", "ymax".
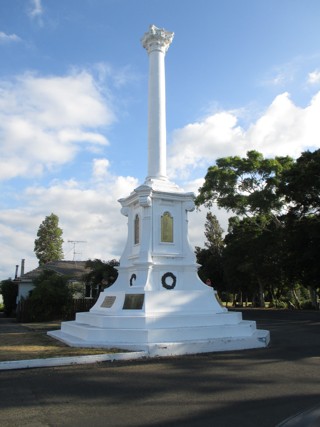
[
  {"xmin": 257, "ymin": 277, "xmax": 265, "ymax": 307},
  {"xmin": 269, "ymin": 284, "xmax": 276, "ymax": 306},
  {"xmin": 308, "ymin": 286, "xmax": 319, "ymax": 309},
  {"xmin": 232, "ymin": 292, "xmax": 236, "ymax": 307},
  {"xmin": 290, "ymin": 287, "xmax": 301, "ymax": 309}
]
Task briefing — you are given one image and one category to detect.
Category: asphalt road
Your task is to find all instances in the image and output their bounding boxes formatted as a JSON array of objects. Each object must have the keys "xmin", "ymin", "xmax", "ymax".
[{"xmin": 0, "ymin": 309, "xmax": 320, "ymax": 427}]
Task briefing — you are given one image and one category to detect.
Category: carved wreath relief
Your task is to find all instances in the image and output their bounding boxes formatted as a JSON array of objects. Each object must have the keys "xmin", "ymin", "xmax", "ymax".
[{"xmin": 161, "ymin": 272, "xmax": 176, "ymax": 290}]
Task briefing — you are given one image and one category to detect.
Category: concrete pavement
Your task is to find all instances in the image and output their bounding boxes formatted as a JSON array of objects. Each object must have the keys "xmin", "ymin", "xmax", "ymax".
[{"xmin": 0, "ymin": 309, "xmax": 319, "ymax": 427}]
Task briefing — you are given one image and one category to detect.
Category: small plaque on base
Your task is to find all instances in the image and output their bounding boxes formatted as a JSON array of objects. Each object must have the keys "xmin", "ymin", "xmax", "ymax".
[{"xmin": 100, "ymin": 296, "xmax": 116, "ymax": 308}]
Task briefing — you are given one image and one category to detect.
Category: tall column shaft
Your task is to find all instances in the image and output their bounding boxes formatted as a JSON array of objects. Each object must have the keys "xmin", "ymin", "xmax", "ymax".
[
  {"xmin": 148, "ymin": 47, "xmax": 166, "ymax": 179},
  {"xmin": 142, "ymin": 25, "xmax": 174, "ymax": 182}
]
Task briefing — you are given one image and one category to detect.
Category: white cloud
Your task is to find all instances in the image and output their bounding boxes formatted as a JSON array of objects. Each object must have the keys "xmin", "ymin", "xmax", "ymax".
[
  {"xmin": 0, "ymin": 170, "xmax": 139, "ymax": 279},
  {"xmin": 246, "ymin": 92, "xmax": 303, "ymax": 157},
  {"xmin": 181, "ymin": 177, "xmax": 230, "ymax": 248},
  {"xmin": 0, "ymin": 32, "xmax": 22, "ymax": 44},
  {"xmin": 92, "ymin": 158, "xmax": 110, "ymax": 181},
  {"xmin": 28, "ymin": 0, "xmax": 43, "ymax": 24},
  {"xmin": 168, "ymin": 91, "xmax": 320, "ymax": 180},
  {"xmin": 168, "ymin": 112, "xmax": 245, "ymax": 179},
  {"xmin": 247, "ymin": 92, "xmax": 320, "ymax": 157},
  {"xmin": 267, "ymin": 72, "xmax": 288, "ymax": 86},
  {"xmin": 261, "ymin": 64, "xmax": 295, "ymax": 88},
  {"xmin": 307, "ymin": 69, "xmax": 320, "ymax": 85},
  {"xmin": 0, "ymin": 71, "xmax": 114, "ymax": 181}
]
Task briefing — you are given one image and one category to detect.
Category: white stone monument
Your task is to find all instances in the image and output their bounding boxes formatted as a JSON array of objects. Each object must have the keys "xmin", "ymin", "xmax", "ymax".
[{"xmin": 49, "ymin": 25, "xmax": 270, "ymax": 356}]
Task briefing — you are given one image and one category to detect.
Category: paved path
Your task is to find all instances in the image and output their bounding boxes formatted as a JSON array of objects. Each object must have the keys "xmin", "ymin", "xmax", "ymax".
[{"xmin": 0, "ymin": 309, "xmax": 320, "ymax": 427}]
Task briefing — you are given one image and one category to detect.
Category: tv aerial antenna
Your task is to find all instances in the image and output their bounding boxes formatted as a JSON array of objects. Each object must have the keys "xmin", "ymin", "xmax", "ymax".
[{"xmin": 68, "ymin": 240, "xmax": 87, "ymax": 261}]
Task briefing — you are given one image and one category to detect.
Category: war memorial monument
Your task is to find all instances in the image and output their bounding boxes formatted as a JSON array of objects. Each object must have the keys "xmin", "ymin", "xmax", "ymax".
[{"xmin": 49, "ymin": 25, "xmax": 270, "ymax": 356}]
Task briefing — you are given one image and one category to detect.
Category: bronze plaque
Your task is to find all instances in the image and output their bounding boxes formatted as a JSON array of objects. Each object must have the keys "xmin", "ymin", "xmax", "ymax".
[
  {"xmin": 123, "ymin": 294, "xmax": 144, "ymax": 309},
  {"xmin": 161, "ymin": 211, "xmax": 173, "ymax": 243},
  {"xmin": 100, "ymin": 296, "xmax": 116, "ymax": 308}
]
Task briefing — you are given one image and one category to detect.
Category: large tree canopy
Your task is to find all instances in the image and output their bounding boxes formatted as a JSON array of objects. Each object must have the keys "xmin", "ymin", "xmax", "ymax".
[
  {"xmin": 195, "ymin": 149, "xmax": 319, "ymax": 308},
  {"xmin": 195, "ymin": 150, "xmax": 293, "ymax": 219},
  {"xmin": 34, "ymin": 213, "xmax": 64, "ymax": 266}
]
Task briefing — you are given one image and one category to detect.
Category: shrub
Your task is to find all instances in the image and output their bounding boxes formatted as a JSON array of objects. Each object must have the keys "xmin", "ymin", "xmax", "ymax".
[
  {"xmin": 0, "ymin": 279, "xmax": 18, "ymax": 317},
  {"xmin": 27, "ymin": 270, "xmax": 73, "ymax": 321}
]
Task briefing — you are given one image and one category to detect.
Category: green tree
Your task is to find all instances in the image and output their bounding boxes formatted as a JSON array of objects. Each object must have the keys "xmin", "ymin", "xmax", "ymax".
[
  {"xmin": 195, "ymin": 151, "xmax": 293, "ymax": 307},
  {"xmin": 280, "ymin": 149, "xmax": 320, "ymax": 307},
  {"xmin": 27, "ymin": 270, "xmax": 72, "ymax": 321},
  {"xmin": 34, "ymin": 213, "xmax": 64, "ymax": 266},
  {"xmin": 196, "ymin": 150, "xmax": 293, "ymax": 221},
  {"xmin": 281, "ymin": 214, "xmax": 320, "ymax": 308},
  {"xmin": 0, "ymin": 279, "xmax": 18, "ymax": 317},
  {"xmin": 203, "ymin": 212, "xmax": 225, "ymax": 251},
  {"xmin": 195, "ymin": 213, "xmax": 225, "ymax": 291},
  {"xmin": 196, "ymin": 149, "xmax": 320, "ymax": 309},
  {"xmin": 222, "ymin": 218, "xmax": 256, "ymax": 306},
  {"xmin": 84, "ymin": 259, "xmax": 119, "ymax": 295},
  {"xmin": 223, "ymin": 216, "xmax": 287, "ymax": 307}
]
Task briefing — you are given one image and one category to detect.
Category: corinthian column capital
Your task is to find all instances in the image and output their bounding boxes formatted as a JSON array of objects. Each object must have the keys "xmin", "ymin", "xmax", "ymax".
[{"xmin": 141, "ymin": 24, "xmax": 174, "ymax": 54}]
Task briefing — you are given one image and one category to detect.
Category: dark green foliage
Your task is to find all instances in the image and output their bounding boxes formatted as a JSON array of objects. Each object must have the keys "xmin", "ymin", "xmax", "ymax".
[
  {"xmin": 196, "ymin": 149, "xmax": 319, "ymax": 309},
  {"xmin": 84, "ymin": 259, "xmax": 119, "ymax": 290},
  {"xmin": 283, "ymin": 214, "xmax": 320, "ymax": 290},
  {"xmin": 280, "ymin": 149, "xmax": 320, "ymax": 216},
  {"xmin": 196, "ymin": 213, "xmax": 225, "ymax": 291},
  {"xmin": 279, "ymin": 149, "xmax": 320, "ymax": 303},
  {"xmin": 27, "ymin": 270, "xmax": 72, "ymax": 321},
  {"xmin": 34, "ymin": 213, "xmax": 64, "ymax": 266},
  {"xmin": 196, "ymin": 150, "xmax": 293, "ymax": 218},
  {"xmin": 223, "ymin": 215, "xmax": 286, "ymax": 307},
  {"xmin": 204, "ymin": 212, "xmax": 225, "ymax": 251},
  {"xmin": 0, "ymin": 279, "xmax": 18, "ymax": 316}
]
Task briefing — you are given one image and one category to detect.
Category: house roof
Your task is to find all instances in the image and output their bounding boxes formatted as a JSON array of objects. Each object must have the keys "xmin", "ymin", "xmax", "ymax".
[{"xmin": 21, "ymin": 260, "xmax": 91, "ymax": 281}]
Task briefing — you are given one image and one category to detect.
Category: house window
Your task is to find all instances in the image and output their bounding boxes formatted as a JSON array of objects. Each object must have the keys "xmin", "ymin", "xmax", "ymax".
[
  {"xmin": 161, "ymin": 211, "xmax": 173, "ymax": 243},
  {"xmin": 134, "ymin": 214, "xmax": 140, "ymax": 245}
]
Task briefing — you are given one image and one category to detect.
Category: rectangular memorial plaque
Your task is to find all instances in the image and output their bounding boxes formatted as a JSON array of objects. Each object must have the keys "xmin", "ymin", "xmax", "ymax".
[
  {"xmin": 161, "ymin": 212, "xmax": 173, "ymax": 243},
  {"xmin": 123, "ymin": 294, "xmax": 144, "ymax": 310},
  {"xmin": 100, "ymin": 296, "xmax": 116, "ymax": 308}
]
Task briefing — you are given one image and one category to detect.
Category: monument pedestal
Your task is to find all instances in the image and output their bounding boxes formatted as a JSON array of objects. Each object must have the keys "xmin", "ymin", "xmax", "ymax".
[{"xmin": 49, "ymin": 182, "xmax": 270, "ymax": 355}]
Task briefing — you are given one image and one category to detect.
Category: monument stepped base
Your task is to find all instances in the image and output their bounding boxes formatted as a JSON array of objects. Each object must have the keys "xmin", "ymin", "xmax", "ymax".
[
  {"xmin": 48, "ymin": 289, "xmax": 270, "ymax": 357},
  {"xmin": 49, "ymin": 327, "xmax": 269, "ymax": 357}
]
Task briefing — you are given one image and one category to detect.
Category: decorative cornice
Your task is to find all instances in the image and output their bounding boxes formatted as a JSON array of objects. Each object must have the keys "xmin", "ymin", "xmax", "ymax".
[
  {"xmin": 184, "ymin": 200, "xmax": 195, "ymax": 212},
  {"xmin": 139, "ymin": 195, "xmax": 152, "ymax": 207},
  {"xmin": 141, "ymin": 24, "xmax": 174, "ymax": 54},
  {"xmin": 121, "ymin": 207, "xmax": 129, "ymax": 217}
]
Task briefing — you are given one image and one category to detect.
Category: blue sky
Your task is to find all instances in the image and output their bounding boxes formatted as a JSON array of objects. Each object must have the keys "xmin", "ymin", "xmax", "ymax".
[{"xmin": 1, "ymin": 0, "xmax": 320, "ymax": 280}]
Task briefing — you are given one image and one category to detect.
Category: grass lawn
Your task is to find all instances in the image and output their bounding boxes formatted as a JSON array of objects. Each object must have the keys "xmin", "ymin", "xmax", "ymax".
[{"xmin": 0, "ymin": 319, "xmax": 122, "ymax": 362}]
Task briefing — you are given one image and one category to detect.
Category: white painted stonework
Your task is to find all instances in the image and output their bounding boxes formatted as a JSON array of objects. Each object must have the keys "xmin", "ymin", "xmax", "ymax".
[
  {"xmin": 142, "ymin": 24, "xmax": 173, "ymax": 183},
  {"xmin": 49, "ymin": 25, "xmax": 270, "ymax": 356}
]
